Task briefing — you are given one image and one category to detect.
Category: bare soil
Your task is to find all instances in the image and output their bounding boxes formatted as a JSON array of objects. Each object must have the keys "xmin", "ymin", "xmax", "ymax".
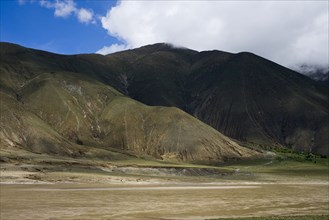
[
  {"xmin": 1, "ymin": 182, "xmax": 328, "ymax": 220},
  {"xmin": 1, "ymin": 158, "xmax": 328, "ymax": 220}
]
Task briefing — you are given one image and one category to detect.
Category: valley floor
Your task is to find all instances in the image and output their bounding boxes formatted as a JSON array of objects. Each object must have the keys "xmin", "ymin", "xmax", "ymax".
[
  {"xmin": 1, "ymin": 182, "xmax": 328, "ymax": 220},
  {"xmin": 1, "ymin": 149, "xmax": 328, "ymax": 220}
]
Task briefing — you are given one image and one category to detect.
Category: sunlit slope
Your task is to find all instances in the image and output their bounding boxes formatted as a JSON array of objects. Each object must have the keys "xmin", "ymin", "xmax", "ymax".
[
  {"xmin": 0, "ymin": 92, "xmax": 79, "ymax": 156},
  {"xmin": 0, "ymin": 68, "xmax": 258, "ymax": 162},
  {"xmin": 1, "ymin": 42, "xmax": 327, "ymax": 156},
  {"xmin": 100, "ymin": 97, "xmax": 256, "ymax": 162}
]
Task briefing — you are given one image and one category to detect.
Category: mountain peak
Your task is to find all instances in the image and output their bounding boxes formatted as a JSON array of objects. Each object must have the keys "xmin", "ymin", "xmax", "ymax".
[{"xmin": 135, "ymin": 42, "xmax": 198, "ymax": 54}]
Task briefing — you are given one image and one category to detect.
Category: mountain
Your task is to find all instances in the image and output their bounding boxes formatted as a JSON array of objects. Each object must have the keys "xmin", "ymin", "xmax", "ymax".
[
  {"xmin": 0, "ymin": 42, "xmax": 258, "ymax": 164},
  {"xmin": 295, "ymin": 64, "xmax": 329, "ymax": 82},
  {"xmin": 110, "ymin": 44, "xmax": 328, "ymax": 155},
  {"xmin": 0, "ymin": 42, "xmax": 328, "ymax": 156}
]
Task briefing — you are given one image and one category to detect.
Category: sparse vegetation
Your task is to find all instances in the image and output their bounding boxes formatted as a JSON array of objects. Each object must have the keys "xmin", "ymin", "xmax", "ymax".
[{"xmin": 1, "ymin": 42, "xmax": 328, "ymax": 158}]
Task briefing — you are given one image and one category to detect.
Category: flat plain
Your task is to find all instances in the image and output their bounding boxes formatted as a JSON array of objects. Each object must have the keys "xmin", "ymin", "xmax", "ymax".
[
  {"xmin": 1, "ymin": 152, "xmax": 328, "ymax": 220},
  {"xmin": 1, "ymin": 182, "xmax": 328, "ymax": 220}
]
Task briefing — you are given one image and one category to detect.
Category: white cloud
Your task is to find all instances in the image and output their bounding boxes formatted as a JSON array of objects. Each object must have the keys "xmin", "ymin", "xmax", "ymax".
[
  {"xmin": 77, "ymin": 8, "xmax": 94, "ymax": 24},
  {"xmin": 96, "ymin": 44, "xmax": 132, "ymax": 55},
  {"xmin": 40, "ymin": 0, "xmax": 76, "ymax": 17},
  {"xmin": 53, "ymin": 0, "xmax": 76, "ymax": 17},
  {"xmin": 100, "ymin": 1, "xmax": 329, "ymax": 68},
  {"xmin": 39, "ymin": 0, "xmax": 94, "ymax": 24}
]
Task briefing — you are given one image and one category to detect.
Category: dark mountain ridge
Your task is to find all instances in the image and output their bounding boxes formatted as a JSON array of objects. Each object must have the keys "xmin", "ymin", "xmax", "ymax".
[
  {"xmin": 0, "ymin": 42, "xmax": 259, "ymax": 163},
  {"xmin": 1, "ymin": 42, "xmax": 328, "ymax": 156},
  {"xmin": 109, "ymin": 43, "xmax": 328, "ymax": 155}
]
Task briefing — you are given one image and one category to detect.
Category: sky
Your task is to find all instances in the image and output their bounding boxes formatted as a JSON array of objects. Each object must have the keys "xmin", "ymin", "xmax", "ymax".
[{"xmin": 1, "ymin": 0, "xmax": 328, "ymax": 70}]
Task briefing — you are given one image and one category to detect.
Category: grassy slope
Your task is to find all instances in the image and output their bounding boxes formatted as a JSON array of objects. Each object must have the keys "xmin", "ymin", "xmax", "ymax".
[
  {"xmin": 110, "ymin": 45, "xmax": 328, "ymax": 155},
  {"xmin": 24, "ymin": 73, "xmax": 258, "ymax": 162},
  {"xmin": 112, "ymin": 46, "xmax": 328, "ymax": 155},
  {"xmin": 0, "ymin": 47, "xmax": 259, "ymax": 163},
  {"xmin": 188, "ymin": 52, "xmax": 328, "ymax": 155},
  {"xmin": 1, "ymin": 42, "xmax": 328, "ymax": 156}
]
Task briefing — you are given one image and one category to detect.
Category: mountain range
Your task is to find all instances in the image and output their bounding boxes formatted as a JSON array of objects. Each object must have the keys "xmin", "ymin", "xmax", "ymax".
[{"xmin": 0, "ymin": 42, "xmax": 328, "ymax": 164}]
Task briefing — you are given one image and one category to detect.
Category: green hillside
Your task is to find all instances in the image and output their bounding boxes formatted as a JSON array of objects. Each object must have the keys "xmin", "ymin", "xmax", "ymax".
[
  {"xmin": 0, "ymin": 44, "xmax": 259, "ymax": 163},
  {"xmin": 1, "ymin": 42, "xmax": 327, "ymax": 156},
  {"xmin": 110, "ymin": 44, "xmax": 329, "ymax": 155}
]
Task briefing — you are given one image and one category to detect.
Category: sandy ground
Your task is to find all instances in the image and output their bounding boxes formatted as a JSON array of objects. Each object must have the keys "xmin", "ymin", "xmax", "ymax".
[
  {"xmin": 1, "ymin": 162, "xmax": 328, "ymax": 185},
  {"xmin": 1, "ymin": 162, "xmax": 328, "ymax": 220},
  {"xmin": 1, "ymin": 182, "xmax": 328, "ymax": 220},
  {"xmin": 0, "ymin": 163, "xmax": 169, "ymax": 185}
]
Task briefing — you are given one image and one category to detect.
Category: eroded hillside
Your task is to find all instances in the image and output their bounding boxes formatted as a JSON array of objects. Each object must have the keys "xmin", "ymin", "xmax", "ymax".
[
  {"xmin": 1, "ymin": 42, "xmax": 328, "ymax": 156},
  {"xmin": 0, "ymin": 50, "xmax": 259, "ymax": 163}
]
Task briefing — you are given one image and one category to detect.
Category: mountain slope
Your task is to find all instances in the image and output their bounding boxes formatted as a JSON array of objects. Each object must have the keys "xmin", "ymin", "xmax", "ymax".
[
  {"xmin": 0, "ymin": 46, "xmax": 259, "ymax": 163},
  {"xmin": 1, "ymin": 42, "xmax": 327, "ymax": 156},
  {"xmin": 110, "ymin": 45, "xmax": 328, "ymax": 155},
  {"xmin": 187, "ymin": 52, "xmax": 328, "ymax": 155}
]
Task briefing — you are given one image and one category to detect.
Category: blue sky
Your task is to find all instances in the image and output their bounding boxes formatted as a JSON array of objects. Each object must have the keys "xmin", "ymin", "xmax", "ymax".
[
  {"xmin": 0, "ymin": 0, "xmax": 328, "ymax": 70},
  {"xmin": 0, "ymin": 0, "xmax": 119, "ymax": 54}
]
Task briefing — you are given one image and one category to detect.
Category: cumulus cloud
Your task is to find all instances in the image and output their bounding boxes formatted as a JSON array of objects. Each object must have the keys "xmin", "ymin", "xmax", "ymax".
[
  {"xmin": 96, "ymin": 43, "xmax": 131, "ymax": 55},
  {"xmin": 39, "ymin": 0, "xmax": 94, "ymax": 23},
  {"xmin": 100, "ymin": 1, "xmax": 328, "ymax": 68},
  {"xmin": 53, "ymin": 0, "xmax": 75, "ymax": 17},
  {"xmin": 77, "ymin": 8, "xmax": 94, "ymax": 24}
]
